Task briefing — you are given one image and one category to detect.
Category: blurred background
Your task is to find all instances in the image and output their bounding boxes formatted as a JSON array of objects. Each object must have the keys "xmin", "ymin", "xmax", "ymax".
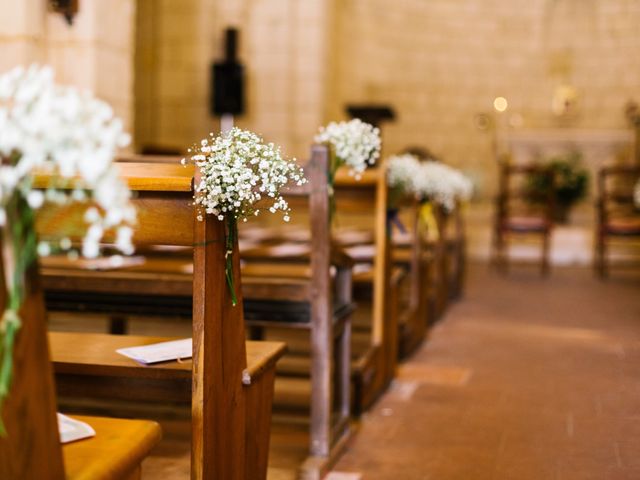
[{"xmin": 2, "ymin": 0, "xmax": 639, "ymax": 266}]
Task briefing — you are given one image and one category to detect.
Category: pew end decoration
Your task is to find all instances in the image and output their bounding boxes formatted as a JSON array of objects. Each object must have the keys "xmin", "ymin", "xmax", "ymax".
[
  {"xmin": 0, "ymin": 64, "xmax": 135, "ymax": 433},
  {"xmin": 387, "ymin": 154, "xmax": 473, "ymax": 212},
  {"xmin": 314, "ymin": 118, "xmax": 381, "ymax": 180},
  {"xmin": 415, "ymin": 162, "xmax": 473, "ymax": 212},
  {"xmin": 183, "ymin": 127, "xmax": 306, "ymax": 305}
]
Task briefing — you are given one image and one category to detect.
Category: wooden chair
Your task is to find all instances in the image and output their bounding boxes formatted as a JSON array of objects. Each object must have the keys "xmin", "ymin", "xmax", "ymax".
[
  {"xmin": 594, "ymin": 164, "xmax": 640, "ymax": 277},
  {"xmin": 0, "ymin": 203, "xmax": 161, "ymax": 479},
  {"xmin": 492, "ymin": 162, "xmax": 555, "ymax": 275},
  {"xmin": 37, "ymin": 163, "xmax": 286, "ymax": 479}
]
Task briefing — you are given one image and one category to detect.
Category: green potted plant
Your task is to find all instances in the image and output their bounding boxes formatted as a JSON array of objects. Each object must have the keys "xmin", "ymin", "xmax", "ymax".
[{"xmin": 526, "ymin": 151, "xmax": 589, "ymax": 223}]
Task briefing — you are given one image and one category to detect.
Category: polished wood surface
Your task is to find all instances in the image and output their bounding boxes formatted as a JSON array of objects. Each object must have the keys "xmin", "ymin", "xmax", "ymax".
[
  {"xmin": 63, "ymin": 415, "xmax": 161, "ymax": 480},
  {"xmin": 0, "ymin": 264, "xmax": 65, "ymax": 479},
  {"xmin": 50, "ymin": 332, "xmax": 286, "ymax": 382},
  {"xmin": 34, "ymin": 162, "xmax": 195, "ymax": 192},
  {"xmin": 0, "ymin": 259, "xmax": 161, "ymax": 479}
]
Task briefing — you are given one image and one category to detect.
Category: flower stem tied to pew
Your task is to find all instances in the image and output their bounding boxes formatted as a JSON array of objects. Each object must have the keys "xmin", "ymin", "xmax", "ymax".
[
  {"xmin": 183, "ymin": 127, "xmax": 306, "ymax": 305},
  {"xmin": 0, "ymin": 64, "xmax": 136, "ymax": 434}
]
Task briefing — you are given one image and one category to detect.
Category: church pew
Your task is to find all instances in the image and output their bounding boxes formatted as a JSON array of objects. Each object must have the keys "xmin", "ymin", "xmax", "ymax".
[
  {"xmin": 233, "ymin": 144, "xmax": 355, "ymax": 477},
  {"xmin": 391, "ymin": 199, "xmax": 434, "ymax": 358},
  {"xmin": 36, "ymin": 163, "xmax": 286, "ymax": 480},
  {"xmin": 41, "ymin": 150, "xmax": 353, "ymax": 478},
  {"xmin": 0, "ymin": 212, "xmax": 161, "ymax": 479},
  {"xmin": 332, "ymin": 166, "xmax": 398, "ymax": 413},
  {"xmin": 239, "ymin": 164, "xmax": 398, "ymax": 414}
]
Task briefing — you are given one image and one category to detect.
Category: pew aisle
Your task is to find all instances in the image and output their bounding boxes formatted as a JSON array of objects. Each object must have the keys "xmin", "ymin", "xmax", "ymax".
[{"xmin": 334, "ymin": 265, "xmax": 640, "ymax": 479}]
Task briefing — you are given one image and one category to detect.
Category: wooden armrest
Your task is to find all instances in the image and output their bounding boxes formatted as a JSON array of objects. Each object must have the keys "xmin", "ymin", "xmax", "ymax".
[
  {"xmin": 63, "ymin": 415, "xmax": 161, "ymax": 480},
  {"xmin": 49, "ymin": 332, "xmax": 286, "ymax": 383}
]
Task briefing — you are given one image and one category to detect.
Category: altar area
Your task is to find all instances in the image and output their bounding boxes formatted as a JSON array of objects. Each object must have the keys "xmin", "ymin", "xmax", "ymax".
[{"xmin": 465, "ymin": 127, "xmax": 638, "ymax": 267}]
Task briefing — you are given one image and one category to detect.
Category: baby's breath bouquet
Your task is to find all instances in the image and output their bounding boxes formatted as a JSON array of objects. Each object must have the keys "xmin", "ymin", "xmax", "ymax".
[
  {"xmin": 414, "ymin": 162, "xmax": 473, "ymax": 212},
  {"xmin": 314, "ymin": 118, "xmax": 381, "ymax": 180},
  {"xmin": 0, "ymin": 64, "xmax": 135, "ymax": 432},
  {"xmin": 387, "ymin": 153, "xmax": 421, "ymax": 204},
  {"xmin": 183, "ymin": 127, "xmax": 306, "ymax": 305}
]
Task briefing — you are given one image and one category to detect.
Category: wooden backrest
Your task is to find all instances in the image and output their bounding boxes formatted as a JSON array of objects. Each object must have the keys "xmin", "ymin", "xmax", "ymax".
[
  {"xmin": 334, "ymin": 165, "xmax": 390, "ymax": 346},
  {"xmin": 10, "ymin": 163, "xmax": 246, "ymax": 479},
  {"xmin": 497, "ymin": 162, "xmax": 555, "ymax": 223},
  {"xmin": 238, "ymin": 145, "xmax": 352, "ymax": 306}
]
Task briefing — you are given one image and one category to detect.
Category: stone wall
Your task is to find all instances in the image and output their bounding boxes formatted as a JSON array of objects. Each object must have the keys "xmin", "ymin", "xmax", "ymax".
[
  {"xmin": 0, "ymin": 0, "xmax": 136, "ymax": 133},
  {"xmin": 2, "ymin": 0, "xmax": 639, "ymax": 196},
  {"xmin": 135, "ymin": 0, "xmax": 332, "ymax": 159},
  {"xmin": 330, "ymin": 0, "xmax": 640, "ymax": 196}
]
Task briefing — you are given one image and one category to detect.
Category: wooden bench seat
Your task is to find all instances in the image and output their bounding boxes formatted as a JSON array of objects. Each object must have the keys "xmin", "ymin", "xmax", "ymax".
[
  {"xmin": 63, "ymin": 415, "xmax": 161, "ymax": 480},
  {"xmin": 50, "ymin": 332, "xmax": 286, "ymax": 384}
]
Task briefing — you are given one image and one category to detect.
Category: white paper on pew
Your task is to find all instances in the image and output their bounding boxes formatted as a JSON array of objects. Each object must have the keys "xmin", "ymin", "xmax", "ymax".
[
  {"xmin": 58, "ymin": 413, "xmax": 96, "ymax": 444},
  {"xmin": 267, "ymin": 243, "xmax": 309, "ymax": 256},
  {"xmin": 116, "ymin": 338, "xmax": 192, "ymax": 364},
  {"xmin": 344, "ymin": 244, "xmax": 376, "ymax": 260}
]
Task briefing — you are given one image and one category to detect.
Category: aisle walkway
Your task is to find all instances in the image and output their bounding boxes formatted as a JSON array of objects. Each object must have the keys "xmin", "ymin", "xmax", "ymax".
[{"xmin": 333, "ymin": 265, "xmax": 640, "ymax": 479}]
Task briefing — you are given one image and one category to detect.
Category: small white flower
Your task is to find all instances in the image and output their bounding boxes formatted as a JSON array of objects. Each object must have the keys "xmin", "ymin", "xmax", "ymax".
[
  {"xmin": 26, "ymin": 190, "xmax": 44, "ymax": 208},
  {"xmin": 37, "ymin": 241, "xmax": 51, "ymax": 257}
]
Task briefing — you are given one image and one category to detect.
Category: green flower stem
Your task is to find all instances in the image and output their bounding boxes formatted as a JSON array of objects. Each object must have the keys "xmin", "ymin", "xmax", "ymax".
[
  {"xmin": 225, "ymin": 215, "xmax": 238, "ymax": 307},
  {"xmin": 0, "ymin": 190, "xmax": 37, "ymax": 436}
]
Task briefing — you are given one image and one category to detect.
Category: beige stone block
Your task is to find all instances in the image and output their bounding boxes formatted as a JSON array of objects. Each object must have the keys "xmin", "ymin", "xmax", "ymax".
[
  {"xmin": 0, "ymin": 41, "xmax": 44, "ymax": 71},
  {"xmin": 0, "ymin": 0, "xmax": 45, "ymax": 37},
  {"xmin": 46, "ymin": 43, "xmax": 95, "ymax": 90},
  {"xmin": 95, "ymin": 47, "xmax": 133, "ymax": 103}
]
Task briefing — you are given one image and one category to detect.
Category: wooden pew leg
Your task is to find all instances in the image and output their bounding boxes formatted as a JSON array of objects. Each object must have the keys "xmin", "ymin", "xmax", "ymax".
[
  {"xmin": 109, "ymin": 315, "xmax": 129, "ymax": 335},
  {"xmin": 123, "ymin": 466, "xmax": 142, "ymax": 480},
  {"xmin": 541, "ymin": 231, "xmax": 551, "ymax": 276},
  {"xmin": 244, "ymin": 369, "xmax": 276, "ymax": 480}
]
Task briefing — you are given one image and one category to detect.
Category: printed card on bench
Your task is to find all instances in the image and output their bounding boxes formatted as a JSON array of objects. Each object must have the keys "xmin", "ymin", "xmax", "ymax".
[
  {"xmin": 58, "ymin": 413, "xmax": 96, "ymax": 444},
  {"xmin": 116, "ymin": 338, "xmax": 192, "ymax": 364}
]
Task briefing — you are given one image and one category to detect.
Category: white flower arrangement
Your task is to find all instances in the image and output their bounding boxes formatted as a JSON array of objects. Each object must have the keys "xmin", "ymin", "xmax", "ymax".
[
  {"xmin": 387, "ymin": 153, "xmax": 422, "ymax": 194},
  {"xmin": 314, "ymin": 118, "xmax": 381, "ymax": 179},
  {"xmin": 415, "ymin": 162, "xmax": 473, "ymax": 212},
  {"xmin": 0, "ymin": 64, "xmax": 135, "ymax": 257},
  {"xmin": 634, "ymin": 179, "xmax": 640, "ymax": 208},
  {"xmin": 386, "ymin": 153, "xmax": 473, "ymax": 212},
  {"xmin": 182, "ymin": 127, "xmax": 306, "ymax": 305},
  {"xmin": 0, "ymin": 64, "xmax": 135, "ymax": 432},
  {"xmin": 184, "ymin": 127, "xmax": 305, "ymax": 223}
]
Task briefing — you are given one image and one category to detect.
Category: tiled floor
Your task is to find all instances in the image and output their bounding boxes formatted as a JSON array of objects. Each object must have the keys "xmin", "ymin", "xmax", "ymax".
[
  {"xmin": 333, "ymin": 265, "xmax": 640, "ymax": 479},
  {"xmin": 56, "ymin": 264, "xmax": 640, "ymax": 479}
]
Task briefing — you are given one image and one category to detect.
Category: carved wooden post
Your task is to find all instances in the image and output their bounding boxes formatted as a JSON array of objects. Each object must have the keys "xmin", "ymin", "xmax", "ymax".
[
  {"xmin": 191, "ymin": 202, "xmax": 247, "ymax": 479},
  {"xmin": 0, "ymin": 260, "xmax": 65, "ymax": 478}
]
